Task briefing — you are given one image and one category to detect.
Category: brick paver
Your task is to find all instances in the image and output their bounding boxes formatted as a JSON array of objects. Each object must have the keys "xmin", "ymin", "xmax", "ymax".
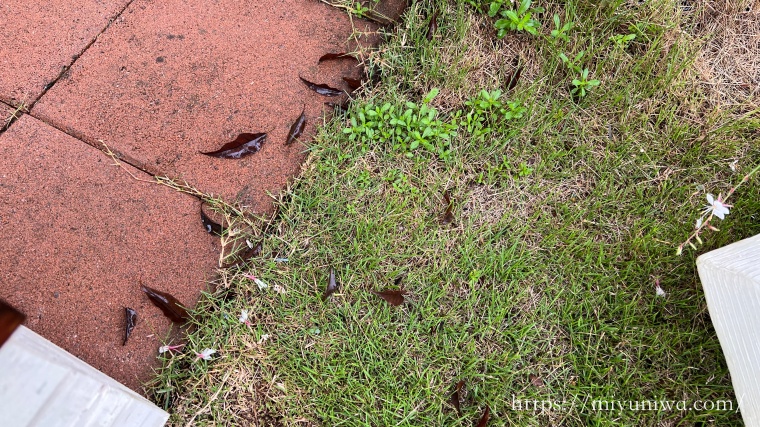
[
  {"xmin": 0, "ymin": 115, "xmax": 218, "ymax": 390},
  {"xmin": 1, "ymin": 102, "xmax": 14, "ymax": 127},
  {"xmin": 33, "ymin": 0, "xmax": 374, "ymax": 212},
  {"xmin": 0, "ymin": 0, "xmax": 131, "ymax": 106}
]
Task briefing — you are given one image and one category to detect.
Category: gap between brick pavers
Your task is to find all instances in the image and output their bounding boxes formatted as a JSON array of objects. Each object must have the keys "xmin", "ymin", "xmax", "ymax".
[
  {"xmin": 0, "ymin": 113, "xmax": 220, "ymax": 392},
  {"xmin": 27, "ymin": 0, "xmax": 138, "ymax": 110},
  {"xmin": 1, "ymin": 101, "xmax": 19, "ymax": 133},
  {"xmin": 0, "ymin": 98, "xmax": 152, "ymax": 188},
  {"xmin": 0, "ymin": 0, "xmax": 135, "ymax": 108}
]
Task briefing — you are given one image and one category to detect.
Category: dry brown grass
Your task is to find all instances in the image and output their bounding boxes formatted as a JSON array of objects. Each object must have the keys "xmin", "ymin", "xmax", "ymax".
[
  {"xmin": 431, "ymin": 9, "xmax": 543, "ymax": 111},
  {"xmin": 689, "ymin": 0, "xmax": 760, "ymax": 110},
  {"xmin": 462, "ymin": 181, "xmax": 554, "ymax": 230}
]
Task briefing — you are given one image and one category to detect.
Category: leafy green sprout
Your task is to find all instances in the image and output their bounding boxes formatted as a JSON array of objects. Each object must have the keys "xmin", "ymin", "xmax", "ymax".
[
  {"xmin": 461, "ymin": 89, "xmax": 526, "ymax": 141},
  {"xmin": 550, "ymin": 14, "xmax": 573, "ymax": 42},
  {"xmin": 559, "ymin": 50, "xmax": 585, "ymax": 74},
  {"xmin": 489, "ymin": 0, "xmax": 544, "ymax": 37},
  {"xmin": 356, "ymin": 170, "xmax": 372, "ymax": 189},
  {"xmin": 343, "ymin": 88, "xmax": 457, "ymax": 160},
  {"xmin": 468, "ymin": 269, "xmax": 483, "ymax": 285},
  {"xmin": 350, "ymin": 2, "xmax": 371, "ymax": 18},
  {"xmin": 570, "ymin": 68, "xmax": 601, "ymax": 98},
  {"xmin": 475, "ymin": 154, "xmax": 513, "ymax": 184},
  {"xmin": 517, "ymin": 161, "xmax": 534, "ymax": 177},
  {"xmin": 383, "ymin": 169, "xmax": 418, "ymax": 194},
  {"xmin": 559, "ymin": 51, "xmax": 600, "ymax": 98},
  {"xmin": 610, "ymin": 33, "xmax": 636, "ymax": 49}
]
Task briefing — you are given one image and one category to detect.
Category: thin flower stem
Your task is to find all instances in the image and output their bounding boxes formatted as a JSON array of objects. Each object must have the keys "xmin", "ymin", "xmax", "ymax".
[
  {"xmin": 724, "ymin": 163, "xmax": 760, "ymax": 200},
  {"xmin": 104, "ymin": 141, "xmax": 268, "ymax": 268},
  {"xmin": 680, "ymin": 212, "xmax": 714, "ymax": 253},
  {"xmin": 679, "ymin": 163, "xmax": 760, "ymax": 254}
]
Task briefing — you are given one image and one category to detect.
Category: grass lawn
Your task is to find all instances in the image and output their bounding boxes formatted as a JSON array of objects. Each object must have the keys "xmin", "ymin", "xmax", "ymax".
[{"xmin": 148, "ymin": 1, "xmax": 760, "ymax": 425}]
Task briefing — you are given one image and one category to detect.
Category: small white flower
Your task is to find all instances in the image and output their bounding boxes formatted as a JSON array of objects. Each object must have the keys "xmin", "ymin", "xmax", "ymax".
[
  {"xmin": 654, "ymin": 278, "xmax": 666, "ymax": 297},
  {"xmin": 655, "ymin": 285, "xmax": 666, "ymax": 297},
  {"xmin": 196, "ymin": 348, "xmax": 216, "ymax": 360},
  {"xmin": 695, "ymin": 217, "xmax": 703, "ymax": 229},
  {"xmin": 239, "ymin": 309, "xmax": 249, "ymax": 323},
  {"xmin": 273, "ymin": 284, "xmax": 286, "ymax": 294},
  {"xmin": 257, "ymin": 334, "xmax": 270, "ymax": 345},
  {"xmin": 705, "ymin": 194, "xmax": 730, "ymax": 220},
  {"xmin": 255, "ymin": 278, "xmax": 268, "ymax": 290},
  {"xmin": 159, "ymin": 345, "xmax": 170, "ymax": 354},
  {"xmin": 243, "ymin": 273, "xmax": 268, "ymax": 290}
]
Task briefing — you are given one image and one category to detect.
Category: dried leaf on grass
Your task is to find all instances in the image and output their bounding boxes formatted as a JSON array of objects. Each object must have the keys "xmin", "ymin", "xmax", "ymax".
[
  {"xmin": 442, "ymin": 189, "xmax": 455, "ymax": 225},
  {"xmin": 451, "ymin": 380, "xmax": 465, "ymax": 416},
  {"xmin": 476, "ymin": 406, "xmax": 490, "ymax": 427},
  {"xmin": 223, "ymin": 240, "xmax": 262, "ymax": 268},
  {"xmin": 506, "ymin": 65, "xmax": 523, "ymax": 91},
  {"xmin": 427, "ymin": 11, "xmax": 439, "ymax": 40},
  {"xmin": 371, "ymin": 289, "xmax": 406, "ymax": 306},
  {"xmin": 322, "ymin": 268, "xmax": 338, "ymax": 301}
]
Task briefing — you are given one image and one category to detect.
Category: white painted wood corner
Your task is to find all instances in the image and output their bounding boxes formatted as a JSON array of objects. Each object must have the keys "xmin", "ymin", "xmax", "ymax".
[
  {"xmin": 697, "ymin": 233, "xmax": 760, "ymax": 427},
  {"xmin": 0, "ymin": 326, "xmax": 168, "ymax": 427}
]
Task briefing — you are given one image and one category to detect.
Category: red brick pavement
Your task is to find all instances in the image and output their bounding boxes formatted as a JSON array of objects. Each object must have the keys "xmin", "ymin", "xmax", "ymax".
[
  {"xmin": 0, "ymin": 115, "xmax": 218, "ymax": 390},
  {"xmin": 0, "ymin": 0, "xmax": 131, "ymax": 106},
  {"xmin": 0, "ymin": 0, "xmax": 405, "ymax": 394}
]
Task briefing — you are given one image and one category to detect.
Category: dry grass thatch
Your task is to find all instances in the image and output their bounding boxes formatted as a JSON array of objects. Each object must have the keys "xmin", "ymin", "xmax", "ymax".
[{"xmin": 690, "ymin": 0, "xmax": 760, "ymax": 110}]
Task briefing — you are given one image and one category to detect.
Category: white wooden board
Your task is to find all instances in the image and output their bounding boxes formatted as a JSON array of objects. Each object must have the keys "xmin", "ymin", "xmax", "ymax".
[
  {"xmin": 0, "ymin": 326, "xmax": 168, "ymax": 427},
  {"xmin": 697, "ymin": 233, "xmax": 760, "ymax": 426}
]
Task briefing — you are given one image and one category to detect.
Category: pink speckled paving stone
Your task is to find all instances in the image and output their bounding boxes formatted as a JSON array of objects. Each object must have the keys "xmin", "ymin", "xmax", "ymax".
[
  {"xmin": 1, "ymin": 102, "xmax": 15, "ymax": 126},
  {"xmin": 0, "ymin": 115, "xmax": 218, "ymax": 391},
  {"xmin": 0, "ymin": 0, "xmax": 131, "ymax": 106},
  {"xmin": 33, "ymin": 0, "xmax": 376, "ymax": 213}
]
